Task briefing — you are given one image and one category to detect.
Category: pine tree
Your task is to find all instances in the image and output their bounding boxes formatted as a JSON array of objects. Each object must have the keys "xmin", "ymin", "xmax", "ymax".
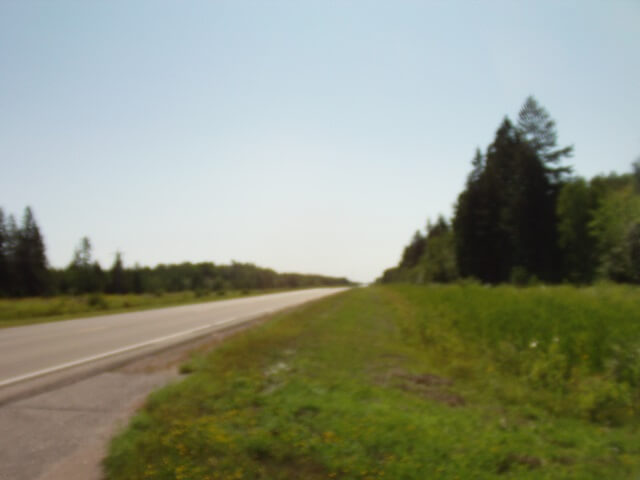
[
  {"xmin": 14, "ymin": 207, "xmax": 49, "ymax": 296},
  {"xmin": 421, "ymin": 216, "xmax": 457, "ymax": 282},
  {"xmin": 69, "ymin": 236, "xmax": 100, "ymax": 293},
  {"xmin": 5, "ymin": 214, "xmax": 19, "ymax": 295},
  {"xmin": 0, "ymin": 208, "xmax": 8, "ymax": 296},
  {"xmin": 454, "ymin": 103, "xmax": 568, "ymax": 283},
  {"xmin": 517, "ymin": 96, "xmax": 573, "ymax": 184},
  {"xmin": 399, "ymin": 231, "xmax": 426, "ymax": 269},
  {"xmin": 108, "ymin": 252, "xmax": 126, "ymax": 294}
]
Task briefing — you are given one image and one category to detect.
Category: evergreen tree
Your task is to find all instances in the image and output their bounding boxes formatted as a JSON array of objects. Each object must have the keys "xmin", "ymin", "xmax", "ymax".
[
  {"xmin": 399, "ymin": 231, "xmax": 426, "ymax": 269},
  {"xmin": 517, "ymin": 96, "xmax": 573, "ymax": 184},
  {"xmin": 454, "ymin": 120, "xmax": 518, "ymax": 282},
  {"xmin": 72, "ymin": 237, "xmax": 92, "ymax": 268},
  {"xmin": 468, "ymin": 148, "xmax": 485, "ymax": 183},
  {"xmin": 69, "ymin": 236, "xmax": 102, "ymax": 293},
  {"xmin": 0, "ymin": 208, "xmax": 8, "ymax": 296},
  {"xmin": 14, "ymin": 207, "xmax": 48, "ymax": 296},
  {"xmin": 420, "ymin": 216, "xmax": 457, "ymax": 282},
  {"xmin": 132, "ymin": 263, "xmax": 144, "ymax": 294},
  {"xmin": 633, "ymin": 157, "xmax": 640, "ymax": 193},
  {"xmin": 5, "ymin": 214, "xmax": 19, "ymax": 295},
  {"xmin": 108, "ymin": 252, "xmax": 126, "ymax": 294},
  {"xmin": 68, "ymin": 237, "xmax": 91, "ymax": 294},
  {"xmin": 454, "ymin": 100, "xmax": 570, "ymax": 283},
  {"xmin": 91, "ymin": 261, "xmax": 107, "ymax": 292}
]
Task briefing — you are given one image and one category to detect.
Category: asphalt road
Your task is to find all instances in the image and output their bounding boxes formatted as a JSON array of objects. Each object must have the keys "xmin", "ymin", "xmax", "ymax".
[{"xmin": 0, "ymin": 287, "xmax": 347, "ymax": 390}]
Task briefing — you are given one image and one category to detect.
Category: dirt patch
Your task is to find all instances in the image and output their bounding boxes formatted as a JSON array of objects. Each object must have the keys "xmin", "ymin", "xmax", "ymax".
[
  {"xmin": 497, "ymin": 454, "xmax": 543, "ymax": 473},
  {"xmin": 398, "ymin": 382, "xmax": 466, "ymax": 407},
  {"xmin": 379, "ymin": 369, "xmax": 465, "ymax": 407},
  {"xmin": 397, "ymin": 372, "xmax": 454, "ymax": 387}
]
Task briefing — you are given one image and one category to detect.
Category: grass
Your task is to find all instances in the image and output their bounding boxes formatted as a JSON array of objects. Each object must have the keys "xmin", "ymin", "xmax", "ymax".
[
  {"xmin": 105, "ymin": 284, "xmax": 640, "ymax": 479},
  {"xmin": 0, "ymin": 289, "xmax": 289, "ymax": 328}
]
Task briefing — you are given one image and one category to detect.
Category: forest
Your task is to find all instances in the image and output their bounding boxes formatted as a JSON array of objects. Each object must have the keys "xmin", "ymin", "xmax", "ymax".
[
  {"xmin": 0, "ymin": 211, "xmax": 351, "ymax": 298},
  {"xmin": 380, "ymin": 97, "xmax": 640, "ymax": 285}
]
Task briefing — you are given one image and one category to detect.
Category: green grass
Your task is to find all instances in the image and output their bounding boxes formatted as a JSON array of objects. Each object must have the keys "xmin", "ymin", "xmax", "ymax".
[
  {"xmin": 105, "ymin": 285, "xmax": 640, "ymax": 480},
  {"xmin": 0, "ymin": 289, "xmax": 287, "ymax": 328}
]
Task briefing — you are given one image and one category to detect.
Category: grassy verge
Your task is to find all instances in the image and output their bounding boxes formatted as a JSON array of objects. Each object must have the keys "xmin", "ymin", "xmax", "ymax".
[
  {"xmin": 105, "ymin": 285, "xmax": 640, "ymax": 479},
  {"xmin": 0, "ymin": 289, "xmax": 293, "ymax": 328}
]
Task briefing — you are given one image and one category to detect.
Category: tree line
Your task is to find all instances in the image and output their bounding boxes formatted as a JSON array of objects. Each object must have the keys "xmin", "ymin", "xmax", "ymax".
[
  {"xmin": 0, "ymin": 211, "xmax": 352, "ymax": 297},
  {"xmin": 379, "ymin": 96, "xmax": 640, "ymax": 285}
]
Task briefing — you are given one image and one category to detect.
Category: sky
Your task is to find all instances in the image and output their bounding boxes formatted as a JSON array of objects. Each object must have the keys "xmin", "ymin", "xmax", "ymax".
[{"xmin": 1, "ymin": 1, "xmax": 639, "ymax": 283}]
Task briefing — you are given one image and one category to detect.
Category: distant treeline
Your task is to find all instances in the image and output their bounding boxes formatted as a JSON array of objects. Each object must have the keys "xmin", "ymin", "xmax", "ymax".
[
  {"xmin": 380, "ymin": 96, "xmax": 640, "ymax": 285},
  {"xmin": 0, "ymin": 212, "xmax": 352, "ymax": 297}
]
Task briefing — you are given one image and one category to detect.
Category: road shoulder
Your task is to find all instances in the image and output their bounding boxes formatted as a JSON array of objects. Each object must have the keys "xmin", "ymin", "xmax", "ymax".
[{"xmin": 0, "ymin": 316, "xmax": 270, "ymax": 480}]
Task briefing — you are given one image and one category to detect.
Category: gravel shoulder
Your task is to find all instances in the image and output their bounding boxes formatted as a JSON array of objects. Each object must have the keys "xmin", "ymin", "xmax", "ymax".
[{"xmin": 0, "ymin": 316, "xmax": 269, "ymax": 480}]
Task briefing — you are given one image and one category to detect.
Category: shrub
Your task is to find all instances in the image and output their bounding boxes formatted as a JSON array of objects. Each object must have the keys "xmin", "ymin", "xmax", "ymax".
[{"xmin": 87, "ymin": 293, "xmax": 108, "ymax": 310}]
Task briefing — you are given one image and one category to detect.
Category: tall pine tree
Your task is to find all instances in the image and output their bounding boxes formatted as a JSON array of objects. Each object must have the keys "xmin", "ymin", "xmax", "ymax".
[
  {"xmin": 454, "ymin": 98, "xmax": 572, "ymax": 283},
  {"xmin": 0, "ymin": 208, "xmax": 8, "ymax": 296},
  {"xmin": 108, "ymin": 251, "xmax": 126, "ymax": 294},
  {"xmin": 14, "ymin": 207, "xmax": 48, "ymax": 296}
]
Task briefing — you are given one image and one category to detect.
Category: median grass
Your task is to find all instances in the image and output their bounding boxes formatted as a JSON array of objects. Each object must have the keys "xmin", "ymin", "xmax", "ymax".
[
  {"xmin": 0, "ymin": 289, "xmax": 284, "ymax": 328},
  {"xmin": 105, "ymin": 285, "xmax": 640, "ymax": 479}
]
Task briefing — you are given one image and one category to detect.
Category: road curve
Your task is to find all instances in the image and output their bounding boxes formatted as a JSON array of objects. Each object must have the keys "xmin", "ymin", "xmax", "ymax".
[{"xmin": 0, "ymin": 288, "xmax": 348, "ymax": 389}]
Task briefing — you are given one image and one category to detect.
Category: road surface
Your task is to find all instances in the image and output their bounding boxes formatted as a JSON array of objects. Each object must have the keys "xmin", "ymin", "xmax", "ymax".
[{"xmin": 0, "ymin": 287, "xmax": 347, "ymax": 393}]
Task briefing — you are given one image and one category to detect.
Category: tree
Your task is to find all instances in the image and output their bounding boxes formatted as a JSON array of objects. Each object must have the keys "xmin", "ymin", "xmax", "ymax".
[
  {"xmin": 72, "ymin": 237, "xmax": 92, "ymax": 269},
  {"xmin": 626, "ymin": 222, "xmax": 640, "ymax": 283},
  {"xmin": 468, "ymin": 148, "xmax": 485, "ymax": 184},
  {"xmin": 0, "ymin": 209, "xmax": 8, "ymax": 296},
  {"xmin": 556, "ymin": 178, "xmax": 598, "ymax": 283},
  {"xmin": 69, "ymin": 236, "xmax": 103, "ymax": 293},
  {"xmin": 4, "ymin": 214, "xmax": 19, "ymax": 295},
  {"xmin": 132, "ymin": 263, "xmax": 145, "ymax": 294},
  {"xmin": 632, "ymin": 156, "xmax": 640, "ymax": 193},
  {"xmin": 589, "ymin": 182, "xmax": 640, "ymax": 282},
  {"xmin": 517, "ymin": 96, "xmax": 573, "ymax": 184},
  {"xmin": 14, "ymin": 207, "xmax": 49, "ymax": 296},
  {"xmin": 399, "ymin": 231, "xmax": 426, "ymax": 269},
  {"xmin": 454, "ymin": 119, "xmax": 519, "ymax": 282},
  {"xmin": 453, "ymin": 99, "xmax": 570, "ymax": 283},
  {"xmin": 107, "ymin": 252, "xmax": 126, "ymax": 294},
  {"xmin": 420, "ymin": 217, "xmax": 457, "ymax": 282}
]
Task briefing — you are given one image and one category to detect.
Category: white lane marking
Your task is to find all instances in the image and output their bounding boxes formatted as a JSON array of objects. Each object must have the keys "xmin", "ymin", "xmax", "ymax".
[
  {"xmin": 0, "ymin": 323, "xmax": 217, "ymax": 388},
  {"xmin": 0, "ymin": 292, "xmax": 339, "ymax": 388}
]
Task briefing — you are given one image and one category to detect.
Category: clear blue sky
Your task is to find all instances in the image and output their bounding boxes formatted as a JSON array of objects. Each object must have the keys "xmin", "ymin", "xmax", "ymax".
[{"xmin": 1, "ymin": 1, "xmax": 639, "ymax": 283}]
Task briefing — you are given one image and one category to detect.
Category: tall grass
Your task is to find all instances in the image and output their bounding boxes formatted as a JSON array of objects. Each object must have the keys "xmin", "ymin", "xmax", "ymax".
[
  {"xmin": 387, "ymin": 283, "xmax": 640, "ymax": 423},
  {"xmin": 0, "ymin": 290, "xmax": 261, "ymax": 328}
]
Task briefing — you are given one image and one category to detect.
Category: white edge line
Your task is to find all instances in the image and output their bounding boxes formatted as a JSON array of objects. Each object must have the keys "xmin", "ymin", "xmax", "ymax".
[
  {"xmin": 0, "ymin": 322, "xmax": 220, "ymax": 388},
  {"xmin": 0, "ymin": 296, "xmax": 317, "ymax": 389}
]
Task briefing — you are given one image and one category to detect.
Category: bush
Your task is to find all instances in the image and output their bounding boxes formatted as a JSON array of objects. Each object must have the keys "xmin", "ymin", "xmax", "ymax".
[{"xmin": 87, "ymin": 293, "xmax": 108, "ymax": 310}]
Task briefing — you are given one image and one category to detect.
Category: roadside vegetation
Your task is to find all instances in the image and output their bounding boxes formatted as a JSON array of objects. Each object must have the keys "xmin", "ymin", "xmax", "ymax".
[
  {"xmin": 0, "ymin": 210, "xmax": 352, "ymax": 299},
  {"xmin": 0, "ymin": 208, "xmax": 351, "ymax": 327},
  {"xmin": 0, "ymin": 288, "xmax": 297, "ymax": 328},
  {"xmin": 380, "ymin": 97, "xmax": 640, "ymax": 286},
  {"xmin": 105, "ymin": 285, "xmax": 640, "ymax": 479}
]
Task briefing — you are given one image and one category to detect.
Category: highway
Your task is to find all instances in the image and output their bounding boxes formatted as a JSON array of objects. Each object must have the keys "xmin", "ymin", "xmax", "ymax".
[{"xmin": 0, "ymin": 287, "xmax": 347, "ymax": 389}]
